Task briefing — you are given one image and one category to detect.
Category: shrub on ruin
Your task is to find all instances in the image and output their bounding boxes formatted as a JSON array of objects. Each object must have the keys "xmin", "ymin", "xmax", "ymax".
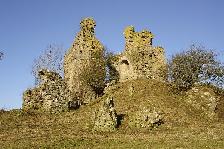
[
  {"xmin": 81, "ymin": 50, "xmax": 106, "ymax": 95},
  {"xmin": 80, "ymin": 49, "xmax": 119, "ymax": 96},
  {"xmin": 105, "ymin": 51, "xmax": 119, "ymax": 83},
  {"xmin": 31, "ymin": 44, "xmax": 65, "ymax": 85},
  {"xmin": 168, "ymin": 44, "xmax": 224, "ymax": 90}
]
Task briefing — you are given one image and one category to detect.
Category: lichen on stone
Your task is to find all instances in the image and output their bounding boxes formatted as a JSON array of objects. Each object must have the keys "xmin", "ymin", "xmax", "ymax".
[
  {"xmin": 185, "ymin": 86, "xmax": 219, "ymax": 120},
  {"xmin": 23, "ymin": 69, "xmax": 78, "ymax": 113},
  {"xmin": 129, "ymin": 107, "xmax": 163, "ymax": 130},
  {"xmin": 93, "ymin": 97, "xmax": 118, "ymax": 132},
  {"xmin": 114, "ymin": 26, "xmax": 167, "ymax": 82}
]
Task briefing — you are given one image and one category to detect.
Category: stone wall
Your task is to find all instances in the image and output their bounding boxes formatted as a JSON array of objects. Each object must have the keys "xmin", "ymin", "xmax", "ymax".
[
  {"xmin": 64, "ymin": 18, "xmax": 106, "ymax": 104},
  {"xmin": 114, "ymin": 26, "xmax": 167, "ymax": 82},
  {"xmin": 23, "ymin": 69, "xmax": 77, "ymax": 113}
]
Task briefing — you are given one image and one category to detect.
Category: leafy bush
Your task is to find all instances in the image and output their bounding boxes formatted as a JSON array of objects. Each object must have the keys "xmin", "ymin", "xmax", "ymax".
[
  {"xmin": 168, "ymin": 44, "xmax": 224, "ymax": 90},
  {"xmin": 105, "ymin": 52, "xmax": 119, "ymax": 83},
  {"xmin": 80, "ymin": 49, "xmax": 120, "ymax": 96},
  {"xmin": 80, "ymin": 49, "xmax": 106, "ymax": 95}
]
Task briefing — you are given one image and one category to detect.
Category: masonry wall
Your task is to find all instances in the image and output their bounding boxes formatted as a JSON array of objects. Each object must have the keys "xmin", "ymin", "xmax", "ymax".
[
  {"xmin": 64, "ymin": 18, "xmax": 106, "ymax": 104},
  {"xmin": 22, "ymin": 69, "xmax": 74, "ymax": 113},
  {"xmin": 115, "ymin": 26, "xmax": 167, "ymax": 82}
]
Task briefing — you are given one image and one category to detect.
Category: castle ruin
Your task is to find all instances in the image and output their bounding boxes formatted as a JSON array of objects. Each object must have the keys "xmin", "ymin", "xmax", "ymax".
[
  {"xmin": 114, "ymin": 26, "xmax": 167, "ymax": 82},
  {"xmin": 22, "ymin": 18, "xmax": 167, "ymax": 112}
]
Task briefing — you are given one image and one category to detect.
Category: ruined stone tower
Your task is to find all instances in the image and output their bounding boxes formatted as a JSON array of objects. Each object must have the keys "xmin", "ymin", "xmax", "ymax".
[
  {"xmin": 23, "ymin": 69, "xmax": 74, "ymax": 113},
  {"xmin": 64, "ymin": 18, "xmax": 106, "ymax": 104},
  {"xmin": 115, "ymin": 26, "xmax": 167, "ymax": 82}
]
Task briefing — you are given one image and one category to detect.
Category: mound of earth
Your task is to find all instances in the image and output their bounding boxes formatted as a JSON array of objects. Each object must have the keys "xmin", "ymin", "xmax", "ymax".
[
  {"xmin": 74, "ymin": 79, "xmax": 224, "ymax": 131},
  {"xmin": 1, "ymin": 79, "xmax": 224, "ymax": 148}
]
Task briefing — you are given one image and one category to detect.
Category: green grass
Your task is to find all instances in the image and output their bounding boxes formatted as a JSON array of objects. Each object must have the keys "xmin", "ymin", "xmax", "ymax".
[{"xmin": 1, "ymin": 79, "xmax": 224, "ymax": 148}]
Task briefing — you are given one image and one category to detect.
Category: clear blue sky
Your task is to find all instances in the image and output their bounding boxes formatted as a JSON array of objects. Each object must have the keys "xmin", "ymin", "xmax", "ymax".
[{"xmin": 0, "ymin": 0, "xmax": 224, "ymax": 109}]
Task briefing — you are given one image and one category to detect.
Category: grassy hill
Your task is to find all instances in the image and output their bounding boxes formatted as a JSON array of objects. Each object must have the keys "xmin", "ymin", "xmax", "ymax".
[{"xmin": 1, "ymin": 79, "xmax": 224, "ymax": 148}]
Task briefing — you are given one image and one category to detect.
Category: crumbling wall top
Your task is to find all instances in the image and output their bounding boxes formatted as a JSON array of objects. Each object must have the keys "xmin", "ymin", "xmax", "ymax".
[
  {"xmin": 124, "ymin": 26, "xmax": 154, "ymax": 48},
  {"xmin": 115, "ymin": 25, "xmax": 167, "ymax": 82},
  {"xmin": 38, "ymin": 69, "xmax": 62, "ymax": 83},
  {"xmin": 80, "ymin": 17, "xmax": 96, "ymax": 34}
]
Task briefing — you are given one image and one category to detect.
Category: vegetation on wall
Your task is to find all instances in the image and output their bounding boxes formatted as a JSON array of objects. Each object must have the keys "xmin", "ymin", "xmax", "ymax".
[
  {"xmin": 105, "ymin": 51, "xmax": 119, "ymax": 83},
  {"xmin": 80, "ymin": 49, "xmax": 106, "ymax": 95}
]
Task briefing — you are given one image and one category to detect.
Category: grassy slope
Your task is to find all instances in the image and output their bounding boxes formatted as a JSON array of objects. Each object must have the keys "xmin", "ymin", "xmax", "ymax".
[{"xmin": 1, "ymin": 79, "xmax": 224, "ymax": 148}]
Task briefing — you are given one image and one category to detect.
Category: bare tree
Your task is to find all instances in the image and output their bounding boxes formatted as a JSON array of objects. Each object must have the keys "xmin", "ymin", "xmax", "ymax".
[
  {"xmin": 32, "ymin": 44, "xmax": 65, "ymax": 85},
  {"xmin": 0, "ymin": 51, "xmax": 3, "ymax": 60}
]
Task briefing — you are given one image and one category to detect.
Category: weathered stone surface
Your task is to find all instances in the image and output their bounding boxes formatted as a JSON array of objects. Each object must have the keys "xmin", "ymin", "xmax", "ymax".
[
  {"xmin": 23, "ymin": 69, "xmax": 78, "ymax": 113},
  {"xmin": 93, "ymin": 97, "xmax": 117, "ymax": 132},
  {"xmin": 64, "ymin": 17, "xmax": 105, "ymax": 104},
  {"xmin": 114, "ymin": 26, "xmax": 167, "ymax": 82},
  {"xmin": 129, "ymin": 107, "xmax": 163, "ymax": 129},
  {"xmin": 185, "ymin": 86, "xmax": 219, "ymax": 119}
]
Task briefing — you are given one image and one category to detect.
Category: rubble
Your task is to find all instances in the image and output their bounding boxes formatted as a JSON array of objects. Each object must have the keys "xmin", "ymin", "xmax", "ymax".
[
  {"xmin": 185, "ymin": 86, "xmax": 219, "ymax": 119},
  {"xmin": 129, "ymin": 107, "xmax": 163, "ymax": 130},
  {"xmin": 93, "ymin": 97, "xmax": 118, "ymax": 132}
]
